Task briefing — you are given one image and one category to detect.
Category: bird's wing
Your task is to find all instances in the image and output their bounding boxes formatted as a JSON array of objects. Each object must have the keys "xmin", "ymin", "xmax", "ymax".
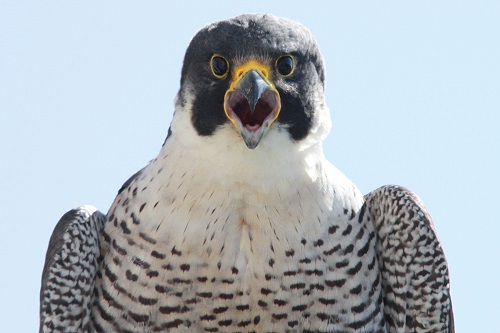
[
  {"xmin": 40, "ymin": 206, "xmax": 106, "ymax": 333},
  {"xmin": 363, "ymin": 185, "xmax": 454, "ymax": 333}
]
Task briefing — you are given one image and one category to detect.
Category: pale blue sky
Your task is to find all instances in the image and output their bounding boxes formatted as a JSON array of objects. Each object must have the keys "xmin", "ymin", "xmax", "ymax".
[{"xmin": 1, "ymin": 1, "xmax": 499, "ymax": 332}]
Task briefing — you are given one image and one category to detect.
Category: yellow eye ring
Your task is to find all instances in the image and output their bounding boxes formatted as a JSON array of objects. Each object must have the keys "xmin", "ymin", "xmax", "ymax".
[
  {"xmin": 275, "ymin": 55, "xmax": 295, "ymax": 77},
  {"xmin": 210, "ymin": 54, "xmax": 230, "ymax": 79}
]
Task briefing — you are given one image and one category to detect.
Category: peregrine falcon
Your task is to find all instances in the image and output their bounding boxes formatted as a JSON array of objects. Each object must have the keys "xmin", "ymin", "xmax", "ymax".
[{"xmin": 40, "ymin": 14, "xmax": 454, "ymax": 333}]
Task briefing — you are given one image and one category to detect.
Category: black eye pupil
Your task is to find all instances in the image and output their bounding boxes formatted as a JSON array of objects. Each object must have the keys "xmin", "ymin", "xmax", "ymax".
[
  {"xmin": 212, "ymin": 56, "xmax": 228, "ymax": 77},
  {"xmin": 277, "ymin": 56, "xmax": 294, "ymax": 76}
]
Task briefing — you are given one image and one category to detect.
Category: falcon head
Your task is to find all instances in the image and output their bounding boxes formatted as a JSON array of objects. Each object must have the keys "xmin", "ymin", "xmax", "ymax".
[{"xmin": 171, "ymin": 14, "xmax": 330, "ymax": 152}]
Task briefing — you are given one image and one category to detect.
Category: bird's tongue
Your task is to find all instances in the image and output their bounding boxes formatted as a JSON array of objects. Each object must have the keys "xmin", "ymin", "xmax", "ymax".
[{"xmin": 227, "ymin": 90, "xmax": 277, "ymax": 131}]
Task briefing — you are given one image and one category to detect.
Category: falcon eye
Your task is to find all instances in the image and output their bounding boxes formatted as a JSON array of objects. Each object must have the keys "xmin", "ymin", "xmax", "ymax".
[
  {"xmin": 275, "ymin": 55, "xmax": 295, "ymax": 77},
  {"xmin": 210, "ymin": 55, "xmax": 229, "ymax": 79}
]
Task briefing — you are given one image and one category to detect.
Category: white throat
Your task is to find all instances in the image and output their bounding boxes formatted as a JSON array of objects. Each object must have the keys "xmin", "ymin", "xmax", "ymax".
[{"xmin": 166, "ymin": 86, "xmax": 333, "ymax": 191}]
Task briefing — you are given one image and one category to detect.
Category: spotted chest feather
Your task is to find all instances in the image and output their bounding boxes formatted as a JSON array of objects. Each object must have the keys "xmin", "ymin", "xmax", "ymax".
[{"xmin": 90, "ymin": 137, "xmax": 385, "ymax": 333}]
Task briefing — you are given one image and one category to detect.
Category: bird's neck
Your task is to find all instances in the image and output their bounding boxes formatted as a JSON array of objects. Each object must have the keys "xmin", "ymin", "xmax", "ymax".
[
  {"xmin": 155, "ymin": 128, "xmax": 328, "ymax": 197},
  {"xmin": 123, "ymin": 130, "xmax": 339, "ymax": 264},
  {"xmin": 108, "ymin": 119, "xmax": 362, "ymax": 271}
]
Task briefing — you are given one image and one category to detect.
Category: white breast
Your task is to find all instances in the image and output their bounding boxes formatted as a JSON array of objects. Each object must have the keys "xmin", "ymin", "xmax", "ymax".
[{"xmin": 92, "ymin": 99, "xmax": 382, "ymax": 332}]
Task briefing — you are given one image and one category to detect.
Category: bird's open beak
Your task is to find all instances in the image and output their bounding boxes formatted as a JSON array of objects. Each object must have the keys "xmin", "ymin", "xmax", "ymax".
[{"xmin": 224, "ymin": 61, "xmax": 281, "ymax": 149}]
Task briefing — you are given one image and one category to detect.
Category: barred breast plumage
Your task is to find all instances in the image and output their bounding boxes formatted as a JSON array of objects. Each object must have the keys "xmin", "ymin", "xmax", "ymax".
[{"xmin": 40, "ymin": 13, "xmax": 453, "ymax": 333}]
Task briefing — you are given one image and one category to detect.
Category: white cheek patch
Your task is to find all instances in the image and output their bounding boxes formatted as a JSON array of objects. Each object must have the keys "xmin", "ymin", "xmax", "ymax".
[{"xmin": 172, "ymin": 81, "xmax": 332, "ymax": 155}]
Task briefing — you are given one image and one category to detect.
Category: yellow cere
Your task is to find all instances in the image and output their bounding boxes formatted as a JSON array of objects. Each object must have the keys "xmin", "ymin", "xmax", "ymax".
[
  {"xmin": 223, "ymin": 59, "xmax": 282, "ymax": 131},
  {"xmin": 230, "ymin": 60, "xmax": 273, "ymax": 89}
]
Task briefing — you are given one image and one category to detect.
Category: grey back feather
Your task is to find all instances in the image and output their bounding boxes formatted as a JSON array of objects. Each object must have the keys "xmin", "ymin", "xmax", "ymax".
[
  {"xmin": 40, "ymin": 206, "xmax": 106, "ymax": 333},
  {"xmin": 364, "ymin": 185, "xmax": 454, "ymax": 333}
]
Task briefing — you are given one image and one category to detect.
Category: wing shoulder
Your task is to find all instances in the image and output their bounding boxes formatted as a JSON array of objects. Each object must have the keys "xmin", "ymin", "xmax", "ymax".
[
  {"xmin": 40, "ymin": 206, "xmax": 106, "ymax": 333},
  {"xmin": 364, "ymin": 185, "xmax": 454, "ymax": 333}
]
